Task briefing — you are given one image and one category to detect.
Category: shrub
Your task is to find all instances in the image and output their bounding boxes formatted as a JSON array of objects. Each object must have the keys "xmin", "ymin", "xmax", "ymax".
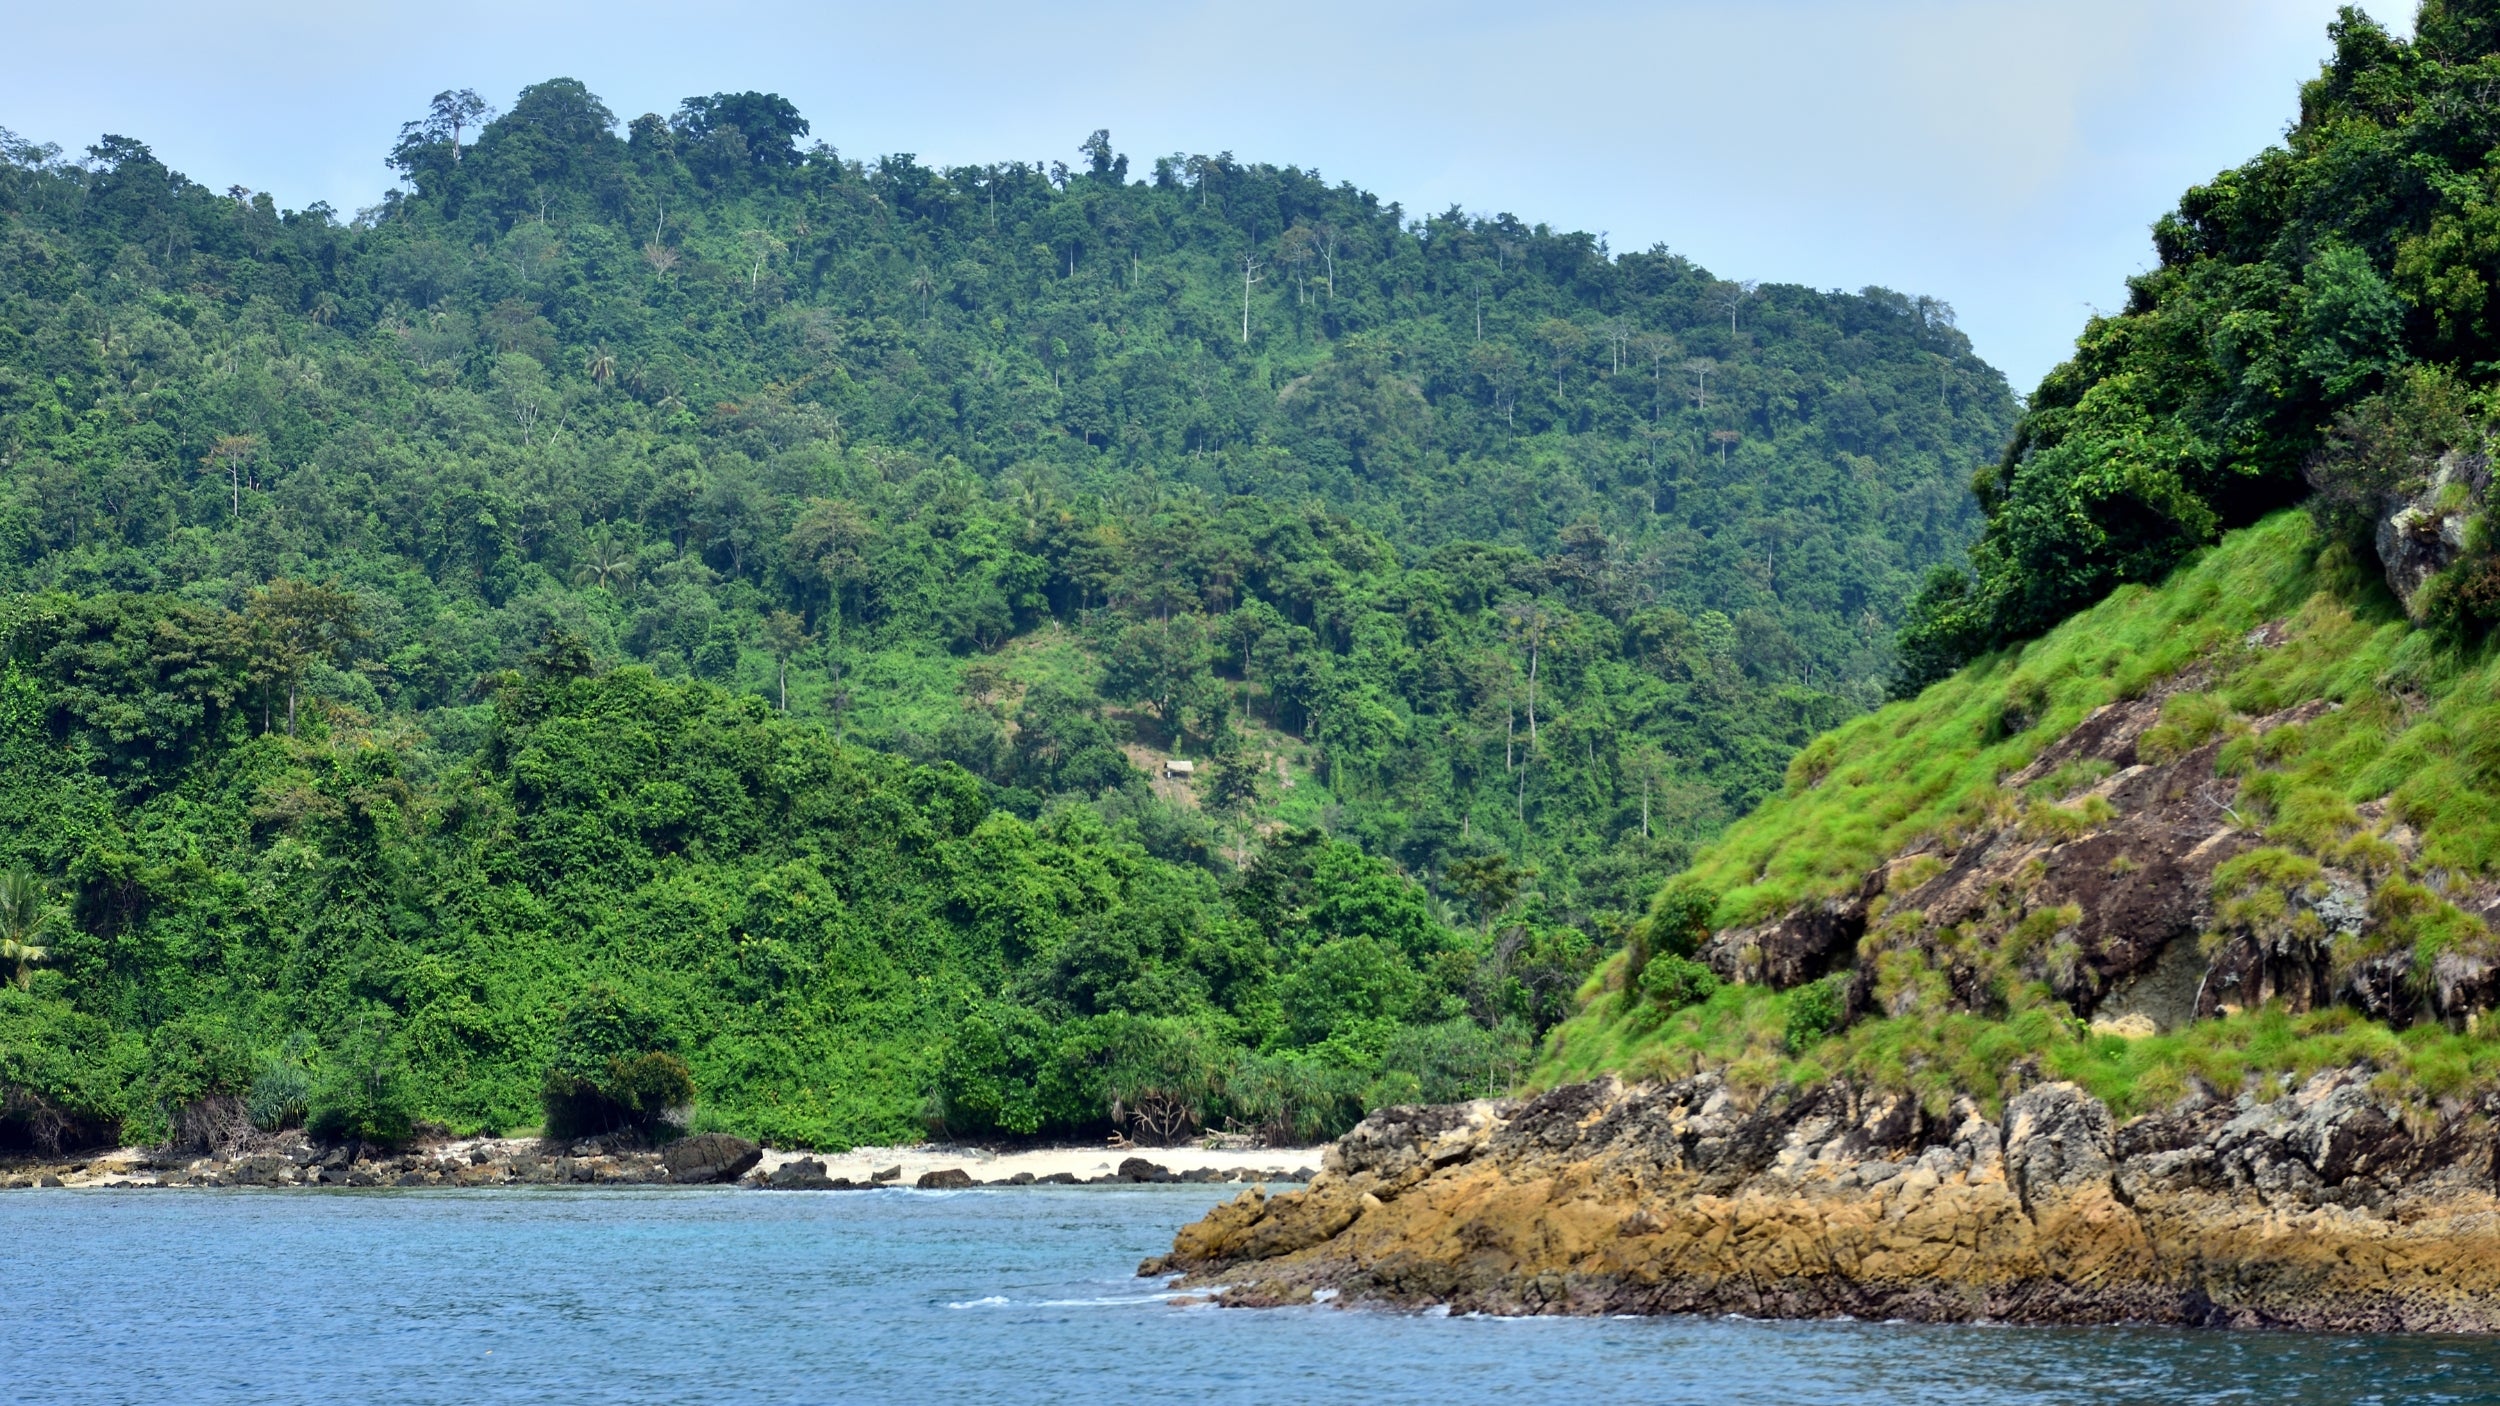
[
  {"xmin": 246, "ymin": 1058, "xmax": 311, "ymax": 1132},
  {"xmin": 1223, "ymin": 1051, "xmax": 1365, "ymax": 1145},
  {"xmin": 1649, "ymin": 879, "xmax": 1719, "ymax": 960},
  {"xmin": 935, "ymin": 1007, "xmax": 1053, "ymax": 1137},
  {"xmin": 307, "ymin": 1024, "xmax": 416, "ymax": 1147},
  {"xmin": 1783, "ymin": 975, "xmax": 1847, "ymax": 1052},
  {"xmin": 541, "ymin": 985, "xmax": 695, "ymax": 1138},
  {"xmin": 1370, "ymin": 1017, "xmax": 1531, "ymax": 1105},
  {"xmin": 1099, "ymin": 1016, "xmax": 1222, "ymax": 1144},
  {"xmin": 1639, "ymin": 955, "xmax": 1721, "ymax": 1012},
  {"xmin": 2020, "ymin": 794, "xmax": 2115, "ymax": 841}
]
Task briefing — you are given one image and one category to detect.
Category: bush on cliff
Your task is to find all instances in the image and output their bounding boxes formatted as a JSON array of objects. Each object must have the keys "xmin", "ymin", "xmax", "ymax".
[{"xmin": 1638, "ymin": 956, "xmax": 1720, "ymax": 1013}]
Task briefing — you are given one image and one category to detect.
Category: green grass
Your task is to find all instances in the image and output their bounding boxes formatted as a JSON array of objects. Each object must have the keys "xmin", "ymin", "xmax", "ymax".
[
  {"xmin": 1540, "ymin": 981, "xmax": 2500, "ymax": 1120},
  {"xmin": 1535, "ymin": 511, "xmax": 2500, "ymax": 1113}
]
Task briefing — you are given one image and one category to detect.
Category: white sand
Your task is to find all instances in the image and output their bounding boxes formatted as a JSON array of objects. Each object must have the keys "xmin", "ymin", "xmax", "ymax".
[{"xmin": 756, "ymin": 1141, "xmax": 1325, "ymax": 1183}]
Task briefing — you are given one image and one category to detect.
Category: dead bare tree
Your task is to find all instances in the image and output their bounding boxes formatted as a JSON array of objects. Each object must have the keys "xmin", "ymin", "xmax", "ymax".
[{"xmin": 1240, "ymin": 247, "xmax": 1263, "ymax": 343}]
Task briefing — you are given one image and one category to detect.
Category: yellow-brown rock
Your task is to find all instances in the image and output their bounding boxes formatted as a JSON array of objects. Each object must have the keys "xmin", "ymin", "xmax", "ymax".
[{"xmin": 1147, "ymin": 1073, "xmax": 2500, "ymax": 1330}]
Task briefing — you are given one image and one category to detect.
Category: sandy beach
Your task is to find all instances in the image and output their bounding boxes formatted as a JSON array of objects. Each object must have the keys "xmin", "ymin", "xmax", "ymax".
[{"xmin": 750, "ymin": 1141, "xmax": 1323, "ymax": 1184}]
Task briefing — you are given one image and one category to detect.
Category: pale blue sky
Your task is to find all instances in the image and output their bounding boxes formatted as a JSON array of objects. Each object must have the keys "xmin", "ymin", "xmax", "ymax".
[{"xmin": 1, "ymin": 1, "xmax": 2415, "ymax": 391}]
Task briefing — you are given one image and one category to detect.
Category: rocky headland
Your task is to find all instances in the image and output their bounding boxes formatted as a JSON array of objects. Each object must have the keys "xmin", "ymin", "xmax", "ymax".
[{"xmin": 1147, "ymin": 1072, "xmax": 2500, "ymax": 1332}]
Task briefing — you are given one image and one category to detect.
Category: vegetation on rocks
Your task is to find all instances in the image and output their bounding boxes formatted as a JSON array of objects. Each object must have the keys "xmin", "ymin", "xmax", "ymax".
[{"xmin": 1552, "ymin": 3, "xmax": 2500, "ymax": 1124}]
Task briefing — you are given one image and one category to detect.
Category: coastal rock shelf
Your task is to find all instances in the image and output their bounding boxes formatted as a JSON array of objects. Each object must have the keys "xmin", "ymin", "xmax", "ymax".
[{"xmin": 1146, "ymin": 1074, "xmax": 2500, "ymax": 1332}]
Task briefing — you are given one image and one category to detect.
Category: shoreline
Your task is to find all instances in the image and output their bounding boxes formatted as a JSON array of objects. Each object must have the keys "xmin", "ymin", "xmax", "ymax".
[
  {"xmin": 0, "ymin": 1135, "xmax": 1323, "ymax": 1191},
  {"xmin": 749, "ymin": 1141, "xmax": 1321, "ymax": 1186},
  {"xmin": 1149, "ymin": 1073, "xmax": 2500, "ymax": 1332}
]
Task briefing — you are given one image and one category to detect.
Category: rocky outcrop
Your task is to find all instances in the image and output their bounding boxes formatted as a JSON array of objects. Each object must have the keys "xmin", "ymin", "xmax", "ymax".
[
  {"xmin": 0, "ymin": 1135, "xmax": 690, "ymax": 1188},
  {"xmin": 1697, "ymin": 665, "xmax": 2500, "ymax": 1032},
  {"xmin": 2376, "ymin": 448, "xmax": 2489, "ymax": 618},
  {"xmin": 1148, "ymin": 1075, "xmax": 2500, "ymax": 1331},
  {"xmin": 760, "ymin": 1157, "xmax": 850, "ymax": 1189},
  {"xmin": 661, "ymin": 1133, "xmax": 762, "ymax": 1184}
]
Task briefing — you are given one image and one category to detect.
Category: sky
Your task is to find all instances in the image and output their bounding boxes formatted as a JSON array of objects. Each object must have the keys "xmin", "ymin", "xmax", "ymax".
[{"xmin": 0, "ymin": 0, "xmax": 2418, "ymax": 392}]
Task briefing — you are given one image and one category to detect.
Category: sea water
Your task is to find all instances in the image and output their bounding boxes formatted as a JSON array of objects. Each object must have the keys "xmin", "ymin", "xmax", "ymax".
[{"xmin": 7, "ymin": 1185, "xmax": 2497, "ymax": 1405}]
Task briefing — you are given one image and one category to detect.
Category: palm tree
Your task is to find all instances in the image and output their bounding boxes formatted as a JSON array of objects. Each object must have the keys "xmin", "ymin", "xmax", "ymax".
[
  {"xmin": 0, "ymin": 870, "xmax": 49, "ymax": 990},
  {"xmin": 572, "ymin": 523, "xmax": 636, "ymax": 593}
]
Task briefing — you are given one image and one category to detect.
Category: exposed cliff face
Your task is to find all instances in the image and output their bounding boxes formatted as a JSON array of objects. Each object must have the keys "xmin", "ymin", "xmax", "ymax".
[
  {"xmin": 1694, "ymin": 652, "xmax": 2500, "ymax": 1035},
  {"xmin": 1149, "ymin": 1075, "xmax": 2500, "ymax": 1331}
]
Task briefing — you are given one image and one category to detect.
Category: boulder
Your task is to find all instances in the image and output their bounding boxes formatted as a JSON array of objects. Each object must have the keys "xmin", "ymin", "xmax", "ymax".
[
  {"xmin": 763, "ymin": 1158, "xmax": 838, "ymax": 1190},
  {"xmin": 916, "ymin": 1167, "xmax": 975, "ymax": 1189},
  {"xmin": 2375, "ymin": 450, "xmax": 2485, "ymax": 619},
  {"xmin": 1116, "ymin": 1157, "xmax": 1172, "ymax": 1183},
  {"xmin": 869, "ymin": 1165, "xmax": 902, "ymax": 1183},
  {"xmin": 661, "ymin": 1133, "xmax": 763, "ymax": 1185}
]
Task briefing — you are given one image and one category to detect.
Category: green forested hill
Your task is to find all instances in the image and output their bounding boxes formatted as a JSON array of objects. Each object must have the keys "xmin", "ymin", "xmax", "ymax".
[
  {"xmin": 1565, "ymin": 1, "xmax": 2500, "ymax": 1118},
  {"xmin": 0, "ymin": 85, "xmax": 2011, "ymax": 1150}
]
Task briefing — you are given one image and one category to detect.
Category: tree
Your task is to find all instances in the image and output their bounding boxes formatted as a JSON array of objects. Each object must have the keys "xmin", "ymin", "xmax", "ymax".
[
  {"xmin": 0, "ymin": 871, "xmax": 48, "ymax": 990},
  {"xmin": 202, "ymin": 434, "xmax": 258, "ymax": 515},
  {"xmin": 1623, "ymin": 740, "xmax": 1668, "ymax": 838},
  {"xmin": 1446, "ymin": 853, "xmax": 1526, "ymax": 933},
  {"xmin": 1709, "ymin": 279, "xmax": 1757, "ymax": 340},
  {"xmin": 1102, "ymin": 616, "xmax": 1210, "ymax": 737},
  {"xmin": 1079, "ymin": 128, "xmax": 1127, "ymax": 181},
  {"xmin": 1240, "ymin": 247, "xmax": 1263, "ymax": 343},
  {"xmin": 1496, "ymin": 600, "xmax": 1558, "ymax": 748},
  {"xmin": 1205, "ymin": 728, "xmax": 1268, "ymax": 827},
  {"xmin": 573, "ymin": 521, "xmax": 637, "ymax": 592},
  {"xmin": 761, "ymin": 610, "xmax": 812, "ymax": 712},
  {"xmin": 1537, "ymin": 318, "xmax": 1585, "ymax": 396},
  {"xmin": 786, "ymin": 498, "xmax": 871, "ymax": 638},
  {"xmin": 674, "ymin": 92, "xmax": 810, "ymax": 166},
  {"xmin": 1471, "ymin": 341, "xmax": 1523, "ymax": 427},
  {"xmin": 541, "ymin": 984, "xmax": 695, "ymax": 1138},
  {"xmin": 1684, "ymin": 357, "xmax": 1717, "ymax": 410},
  {"xmin": 389, "ymin": 89, "xmax": 496, "ymax": 174},
  {"xmin": 245, "ymin": 579, "xmax": 368, "ymax": 736},
  {"xmin": 740, "ymin": 228, "xmax": 786, "ymax": 291}
]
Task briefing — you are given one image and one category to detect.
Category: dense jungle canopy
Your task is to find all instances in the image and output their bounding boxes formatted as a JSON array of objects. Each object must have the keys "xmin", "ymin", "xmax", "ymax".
[{"xmin": 0, "ymin": 81, "xmax": 2013, "ymax": 1148}]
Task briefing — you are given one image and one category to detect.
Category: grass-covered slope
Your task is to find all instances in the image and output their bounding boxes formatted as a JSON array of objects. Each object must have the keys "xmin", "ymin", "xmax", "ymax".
[{"xmin": 1541, "ymin": 511, "xmax": 2500, "ymax": 1115}]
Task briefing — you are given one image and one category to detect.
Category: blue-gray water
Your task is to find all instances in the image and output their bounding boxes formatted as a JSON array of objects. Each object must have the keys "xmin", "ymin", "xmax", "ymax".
[{"xmin": 8, "ymin": 1186, "xmax": 2498, "ymax": 1405}]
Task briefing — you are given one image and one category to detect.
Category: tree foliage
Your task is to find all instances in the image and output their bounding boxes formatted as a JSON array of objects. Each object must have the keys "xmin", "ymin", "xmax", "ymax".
[
  {"xmin": 1899, "ymin": 4, "xmax": 2500, "ymax": 687},
  {"xmin": 0, "ymin": 85, "xmax": 2015, "ymax": 1147}
]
